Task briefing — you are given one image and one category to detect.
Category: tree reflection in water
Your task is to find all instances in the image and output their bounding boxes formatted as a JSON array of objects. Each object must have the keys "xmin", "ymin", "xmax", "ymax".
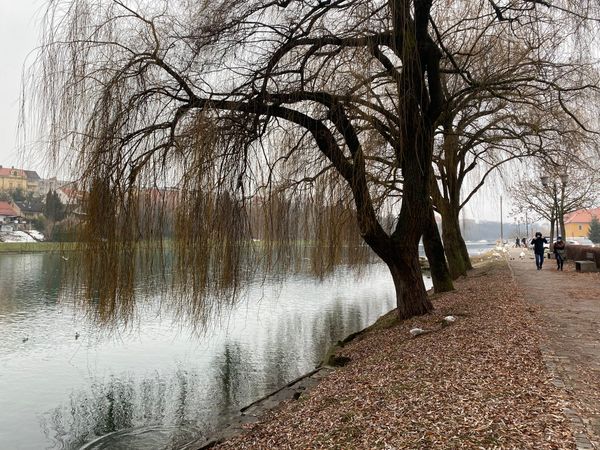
[
  {"xmin": 1, "ymin": 252, "xmax": 403, "ymax": 449},
  {"xmin": 38, "ymin": 291, "xmax": 387, "ymax": 450}
]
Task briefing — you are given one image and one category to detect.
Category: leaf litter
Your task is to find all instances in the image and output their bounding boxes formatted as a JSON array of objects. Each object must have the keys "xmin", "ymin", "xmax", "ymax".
[{"xmin": 215, "ymin": 261, "xmax": 574, "ymax": 449}]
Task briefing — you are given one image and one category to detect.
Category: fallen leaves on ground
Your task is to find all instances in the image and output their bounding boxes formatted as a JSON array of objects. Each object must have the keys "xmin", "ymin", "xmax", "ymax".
[{"xmin": 215, "ymin": 261, "xmax": 574, "ymax": 449}]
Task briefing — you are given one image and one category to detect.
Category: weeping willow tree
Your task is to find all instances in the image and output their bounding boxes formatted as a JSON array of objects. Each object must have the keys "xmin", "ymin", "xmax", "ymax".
[
  {"xmin": 29, "ymin": 0, "xmax": 600, "ymax": 324},
  {"xmin": 428, "ymin": 1, "xmax": 600, "ymax": 278}
]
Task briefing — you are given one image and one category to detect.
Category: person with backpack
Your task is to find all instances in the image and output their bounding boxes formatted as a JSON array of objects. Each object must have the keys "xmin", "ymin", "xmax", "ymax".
[{"xmin": 553, "ymin": 236, "xmax": 566, "ymax": 271}]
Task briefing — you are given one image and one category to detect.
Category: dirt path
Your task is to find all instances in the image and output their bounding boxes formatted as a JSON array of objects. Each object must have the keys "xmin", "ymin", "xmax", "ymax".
[{"xmin": 509, "ymin": 247, "xmax": 600, "ymax": 449}]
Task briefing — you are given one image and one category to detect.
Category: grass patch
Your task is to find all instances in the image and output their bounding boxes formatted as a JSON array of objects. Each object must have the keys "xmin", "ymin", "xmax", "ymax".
[{"xmin": 0, "ymin": 242, "xmax": 77, "ymax": 253}]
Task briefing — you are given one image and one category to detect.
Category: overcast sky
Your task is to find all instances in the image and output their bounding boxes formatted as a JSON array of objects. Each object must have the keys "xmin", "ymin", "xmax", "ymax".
[{"xmin": 0, "ymin": 1, "xmax": 42, "ymax": 173}]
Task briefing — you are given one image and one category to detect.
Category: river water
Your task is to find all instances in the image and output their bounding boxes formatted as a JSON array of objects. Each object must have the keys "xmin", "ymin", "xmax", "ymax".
[
  {"xmin": 0, "ymin": 242, "xmax": 494, "ymax": 449},
  {"xmin": 0, "ymin": 251, "xmax": 438, "ymax": 449}
]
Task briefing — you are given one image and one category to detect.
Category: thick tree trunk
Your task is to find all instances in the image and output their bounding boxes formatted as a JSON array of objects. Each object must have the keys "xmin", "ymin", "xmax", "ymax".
[
  {"xmin": 458, "ymin": 232, "xmax": 473, "ymax": 271},
  {"xmin": 439, "ymin": 206, "xmax": 471, "ymax": 278},
  {"xmin": 422, "ymin": 205, "xmax": 454, "ymax": 292},
  {"xmin": 549, "ymin": 213, "xmax": 555, "ymax": 249},
  {"xmin": 372, "ymin": 0, "xmax": 442, "ymax": 320},
  {"xmin": 442, "ymin": 226, "xmax": 467, "ymax": 278},
  {"xmin": 387, "ymin": 245, "xmax": 433, "ymax": 319}
]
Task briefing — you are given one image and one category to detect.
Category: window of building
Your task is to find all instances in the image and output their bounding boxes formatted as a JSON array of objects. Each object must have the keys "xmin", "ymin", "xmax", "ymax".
[{"xmin": 579, "ymin": 225, "xmax": 583, "ymax": 230}]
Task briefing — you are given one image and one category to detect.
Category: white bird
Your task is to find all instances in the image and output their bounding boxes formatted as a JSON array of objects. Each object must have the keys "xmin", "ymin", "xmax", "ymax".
[
  {"xmin": 61, "ymin": 256, "xmax": 69, "ymax": 261},
  {"xmin": 443, "ymin": 315, "xmax": 457, "ymax": 323},
  {"xmin": 519, "ymin": 251, "xmax": 526, "ymax": 259},
  {"xmin": 409, "ymin": 327, "xmax": 426, "ymax": 337}
]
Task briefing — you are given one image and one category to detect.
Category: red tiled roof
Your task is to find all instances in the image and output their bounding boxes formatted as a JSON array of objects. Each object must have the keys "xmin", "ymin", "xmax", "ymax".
[
  {"xmin": 58, "ymin": 186, "xmax": 84, "ymax": 198},
  {"xmin": 0, "ymin": 201, "xmax": 17, "ymax": 216},
  {"xmin": 564, "ymin": 207, "xmax": 600, "ymax": 224},
  {"xmin": 0, "ymin": 168, "xmax": 26, "ymax": 178}
]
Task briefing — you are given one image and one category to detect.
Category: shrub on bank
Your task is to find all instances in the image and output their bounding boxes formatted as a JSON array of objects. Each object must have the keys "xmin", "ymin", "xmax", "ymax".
[{"xmin": 565, "ymin": 244, "xmax": 600, "ymax": 267}]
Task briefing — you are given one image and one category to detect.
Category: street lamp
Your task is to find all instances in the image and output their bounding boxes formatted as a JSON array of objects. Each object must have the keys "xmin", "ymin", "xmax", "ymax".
[{"xmin": 558, "ymin": 172, "xmax": 568, "ymax": 238}]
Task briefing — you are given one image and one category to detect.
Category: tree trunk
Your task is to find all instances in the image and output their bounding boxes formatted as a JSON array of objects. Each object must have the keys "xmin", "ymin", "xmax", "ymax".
[
  {"xmin": 422, "ymin": 205, "xmax": 454, "ymax": 292},
  {"xmin": 458, "ymin": 232, "xmax": 473, "ymax": 271},
  {"xmin": 439, "ymin": 205, "xmax": 471, "ymax": 278},
  {"xmin": 549, "ymin": 212, "xmax": 555, "ymax": 250},
  {"xmin": 387, "ymin": 245, "xmax": 433, "ymax": 319}
]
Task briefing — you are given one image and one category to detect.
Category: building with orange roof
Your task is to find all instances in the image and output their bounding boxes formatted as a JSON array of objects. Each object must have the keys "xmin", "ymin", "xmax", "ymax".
[
  {"xmin": 0, "ymin": 200, "xmax": 19, "ymax": 227},
  {"xmin": 564, "ymin": 207, "xmax": 600, "ymax": 238},
  {"xmin": 0, "ymin": 166, "xmax": 28, "ymax": 192}
]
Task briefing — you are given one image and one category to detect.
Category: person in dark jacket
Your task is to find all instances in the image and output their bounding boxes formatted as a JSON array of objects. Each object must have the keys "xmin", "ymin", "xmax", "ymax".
[
  {"xmin": 530, "ymin": 232, "xmax": 548, "ymax": 270},
  {"xmin": 553, "ymin": 236, "xmax": 566, "ymax": 271}
]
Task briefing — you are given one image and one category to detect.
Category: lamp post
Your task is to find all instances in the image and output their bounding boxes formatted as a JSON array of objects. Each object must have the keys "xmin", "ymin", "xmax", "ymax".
[{"xmin": 558, "ymin": 171, "xmax": 568, "ymax": 238}]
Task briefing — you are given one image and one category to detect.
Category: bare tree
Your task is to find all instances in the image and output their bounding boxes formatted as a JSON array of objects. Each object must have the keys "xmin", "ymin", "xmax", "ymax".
[
  {"xmin": 429, "ymin": 2, "xmax": 600, "ymax": 278},
  {"xmin": 28, "ymin": 0, "xmax": 600, "ymax": 323},
  {"xmin": 509, "ymin": 161, "xmax": 600, "ymax": 243}
]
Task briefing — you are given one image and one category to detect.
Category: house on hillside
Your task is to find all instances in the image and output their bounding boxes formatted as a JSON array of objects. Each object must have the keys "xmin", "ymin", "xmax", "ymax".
[
  {"xmin": 564, "ymin": 207, "xmax": 600, "ymax": 238},
  {"xmin": 37, "ymin": 177, "xmax": 70, "ymax": 197},
  {"xmin": 0, "ymin": 167, "xmax": 43, "ymax": 196},
  {"xmin": 0, "ymin": 167, "xmax": 28, "ymax": 193},
  {"xmin": 56, "ymin": 185, "xmax": 84, "ymax": 206},
  {"xmin": 24, "ymin": 170, "xmax": 41, "ymax": 194},
  {"xmin": 0, "ymin": 201, "xmax": 20, "ymax": 231},
  {"xmin": 14, "ymin": 199, "xmax": 45, "ymax": 220}
]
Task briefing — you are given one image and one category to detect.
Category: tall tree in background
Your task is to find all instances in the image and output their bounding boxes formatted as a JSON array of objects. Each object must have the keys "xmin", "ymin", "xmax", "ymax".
[
  {"xmin": 28, "ymin": 0, "xmax": 600, "ymax": 323},
  {"xmin": 44, "ymin": 189, "xmax": 65, "ymax": 223},
  {"xmin": 428, "ymin": 2, "xmax": 600, "ymax": 278},
  {"xmin": 588, "ymin": 216, "xmax": 600, "ymax": 244},
  {"xmin": 509, "ymin": 163, "xmax": 599, "ymax": 242}
]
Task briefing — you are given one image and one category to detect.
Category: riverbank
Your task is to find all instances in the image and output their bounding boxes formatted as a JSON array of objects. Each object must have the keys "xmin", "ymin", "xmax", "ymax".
[
  {"xmin": 210, "ymin": 260, "xmax": 574, "ymax": 449},
  {"xmin": 0, "ymin": 241, "xmax": 77, "ymax": 253}
]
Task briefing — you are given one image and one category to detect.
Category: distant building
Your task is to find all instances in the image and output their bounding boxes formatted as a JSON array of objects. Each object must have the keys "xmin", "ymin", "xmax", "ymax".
[
  {"xmin": 14, "ymin": 199, "xmax": 44, "ymax": 220},
  {"xmin": 24, "ymin": 170, "xmax": 41, "ymax": 194},
  {"xmin": 37, "ymin": 177, "xmax": 70, "ymax": 197},
  {"xmin": 0, "ymin": 166, "xmax": 42, "ymax": 195},
  {"xmin": 0, "ymin": 201, "xmax": 19, "ymax": 231},
  {"xmin": 0, "ymin": 167, "xmax": 28, "ymax": 192},
  {"xmin": 56, "ymin": 185, "xmax": 84, "ymax": 206},
  {"xmin": 564, "ymin": 207, "xmax": 600, "ymax": 238}
]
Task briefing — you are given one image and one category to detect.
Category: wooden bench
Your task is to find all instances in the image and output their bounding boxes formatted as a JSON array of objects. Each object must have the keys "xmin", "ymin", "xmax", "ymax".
[{"xmin": 575, "ymin": 252, "xmax": 598, "ymax": 273}]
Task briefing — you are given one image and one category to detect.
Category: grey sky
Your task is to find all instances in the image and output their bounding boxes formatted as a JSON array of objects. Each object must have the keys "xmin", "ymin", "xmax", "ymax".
[{"xmin": 0, "ymin": 1, "xmax": 41, "ymax": 172}]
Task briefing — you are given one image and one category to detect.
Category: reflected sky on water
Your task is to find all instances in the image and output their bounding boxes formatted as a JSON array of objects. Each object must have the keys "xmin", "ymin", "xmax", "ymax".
[{"xmin": 0, "ymin": 252, "xmax": 432, "ymax": 449}]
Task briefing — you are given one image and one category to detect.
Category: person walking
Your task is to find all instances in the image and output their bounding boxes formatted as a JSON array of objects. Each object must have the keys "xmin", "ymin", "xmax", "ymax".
[
  {"xmin": 521, "ymin": 237, "xmax": 527, "ymax": 248},
  {"xmin": 530, "ymin": 232, "xmax": 548, "ymax": 270},
  {"xmin": 554, "ymin": 236, "xmax": 566, "ymax": 271},
  {"xmin": 515, "ymin": 237, "xmax": 521, "ymax": 248}
]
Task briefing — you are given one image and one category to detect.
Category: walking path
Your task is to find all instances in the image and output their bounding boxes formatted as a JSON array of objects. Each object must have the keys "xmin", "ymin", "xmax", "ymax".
[{"xmin": 509, "ymin": 248, "xmax": 600, "ymax": 449}]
